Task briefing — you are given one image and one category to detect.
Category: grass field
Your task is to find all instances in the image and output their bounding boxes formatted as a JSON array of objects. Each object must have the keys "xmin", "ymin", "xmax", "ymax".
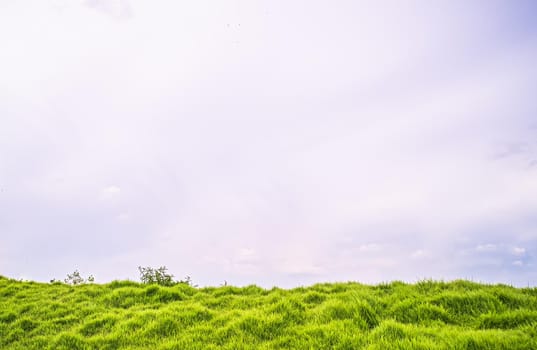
[{"xmin": 1, "ymin": 276, "xmax": 536, "ymax": 349}]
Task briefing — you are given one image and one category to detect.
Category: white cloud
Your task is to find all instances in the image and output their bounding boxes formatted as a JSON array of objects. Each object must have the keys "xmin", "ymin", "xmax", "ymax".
[
  {"xmin": 83, "ymin": 0, "xmax": 132, "ymax": 19},
  {"xmin": 116, "ymin": 213, "xmax": 130, "ymax": 221},
  {"xmin": 411, "ymin": 249, "xmax": 430, "ymax": 259},
  {"xmin": 277, "ymin": 261, "xmax": 325, "ymax": 277},
  {"xmin": 512, "ymin": 260, "xmax": 524, "ymax": 267},
  {"xmin": 235, "ymin": 248, "xmax": 257, "ymax": 263},
  {"xmin": 512, "ymin": 247, "xmax": 526, "ymax": 256},
  {"xmin": 476, "ymin": 244, "xmax": 497, "ymax": 252},
  {"xmin": 99, "ymin": 186, "xmax": 122, "ymax": 202},
  {"xmin": 358, "ymin": 244, "xmax": 382, "ymax": 252}
]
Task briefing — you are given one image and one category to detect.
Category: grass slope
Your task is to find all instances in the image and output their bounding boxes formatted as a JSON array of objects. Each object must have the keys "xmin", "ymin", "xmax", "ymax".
[{"xmin": 1, "ymin": 276, "xmax": 536, "ymax": 349}]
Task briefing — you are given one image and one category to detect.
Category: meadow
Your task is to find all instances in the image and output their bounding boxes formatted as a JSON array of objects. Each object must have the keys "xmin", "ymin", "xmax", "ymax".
[{"xmin": 1, "ymin": 275, "xmax": 536, "ymax": 349}]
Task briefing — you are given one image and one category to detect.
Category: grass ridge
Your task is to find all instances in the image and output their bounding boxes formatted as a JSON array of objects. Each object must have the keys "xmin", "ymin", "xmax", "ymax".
[{"xmin": 0, "ymin": 276, "xmax": 535, "ymax": 349}]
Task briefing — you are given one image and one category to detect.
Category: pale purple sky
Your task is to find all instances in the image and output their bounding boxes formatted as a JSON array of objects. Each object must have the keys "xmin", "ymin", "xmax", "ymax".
[{"xmin": 1, "ymin": 0, "xmax": 536, "ymax": 287}]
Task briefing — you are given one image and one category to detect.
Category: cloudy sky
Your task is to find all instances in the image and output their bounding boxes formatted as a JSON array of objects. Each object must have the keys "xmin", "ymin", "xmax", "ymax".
[{"xmin": 1, "ymin": 0, "xmax": 536, "ymax": 287}]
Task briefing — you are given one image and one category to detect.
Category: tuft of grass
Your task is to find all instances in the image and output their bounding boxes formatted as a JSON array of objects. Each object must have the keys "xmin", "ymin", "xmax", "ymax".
[
  {"xmin": 478, "ymin": 310, "xmax": 537, "ymax": 329},
  {"xmin": 0, "ymin": 276, "xmax": 535, "ymax": 349}
]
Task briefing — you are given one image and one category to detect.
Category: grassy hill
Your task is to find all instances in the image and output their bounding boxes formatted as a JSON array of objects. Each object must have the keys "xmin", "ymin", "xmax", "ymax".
[{"xmin": 1, "ymin": 276, "xmax": 536, "ymax": 349}]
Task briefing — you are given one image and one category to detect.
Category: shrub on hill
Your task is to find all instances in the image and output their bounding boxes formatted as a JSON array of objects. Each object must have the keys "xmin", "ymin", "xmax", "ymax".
[
  {"xmin": 138, "ymin": 266, "xmax": 195, "ymax": 287},
  {"xmin": 51, "ymin": 270, "xmax": 94, "ymax": 285}
]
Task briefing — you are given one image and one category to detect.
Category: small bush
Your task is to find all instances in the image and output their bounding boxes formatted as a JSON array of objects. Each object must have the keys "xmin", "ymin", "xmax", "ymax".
[
  {"xmin": 60, "ymin": 270, "xmax": 95, "ymax": 285},
  {"xmin": 138, "ymin": 266, "xmax": 175, "ymax": 286},
  {"xmin": 138, "ymin": 266, "xmax": 195, "ymax": 287}
]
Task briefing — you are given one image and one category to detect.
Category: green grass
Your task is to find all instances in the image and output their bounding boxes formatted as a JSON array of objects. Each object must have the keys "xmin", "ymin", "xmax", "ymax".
[{"xmin": 1, "ymin": 276, "xmax": 536, "ymax": 349}]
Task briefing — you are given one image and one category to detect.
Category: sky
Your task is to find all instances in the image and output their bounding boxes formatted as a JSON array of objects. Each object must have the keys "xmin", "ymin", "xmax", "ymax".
[{"xmin": 1, "ymin": 0, "xmax": 536, "ymax": 288}]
